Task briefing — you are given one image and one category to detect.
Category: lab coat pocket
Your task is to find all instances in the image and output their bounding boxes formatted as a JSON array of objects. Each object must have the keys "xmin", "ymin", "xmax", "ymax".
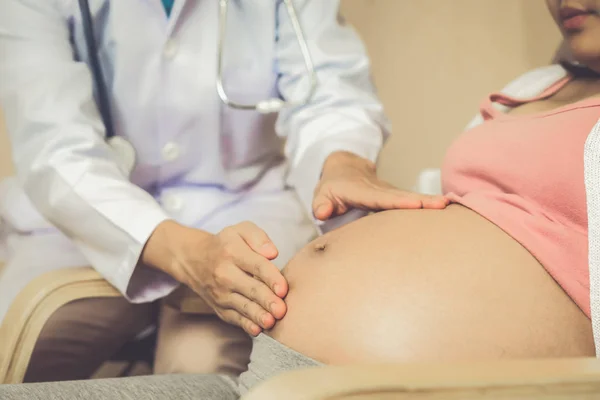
[{"xmin": 219, "ymin": 65, "xmax": 284, "ymax": 170}]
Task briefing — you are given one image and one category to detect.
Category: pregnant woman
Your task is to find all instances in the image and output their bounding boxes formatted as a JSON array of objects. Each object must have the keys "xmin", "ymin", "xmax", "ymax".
[
  {"xmin": 265, "ymin": 0, "xmax": 600, "ymax": 369},
  {"xmin": 3, "ymin": 0, "xmax": 600, "ymax": 398}
]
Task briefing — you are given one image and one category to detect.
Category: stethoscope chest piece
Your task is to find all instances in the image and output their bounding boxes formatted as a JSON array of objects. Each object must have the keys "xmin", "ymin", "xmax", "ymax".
[{"xmin": 108, "ymin": 136, "xmax": 136, "ymax": 176}]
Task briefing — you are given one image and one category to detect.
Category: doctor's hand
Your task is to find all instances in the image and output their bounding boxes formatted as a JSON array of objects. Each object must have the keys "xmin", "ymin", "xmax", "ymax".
[
  {"xmin": 313, "ymin": 151, "xmax": 449, "ymax": 221},
  {"xmin": 142, "ymin": 220, "xmax": 287, "ymax": 336}
]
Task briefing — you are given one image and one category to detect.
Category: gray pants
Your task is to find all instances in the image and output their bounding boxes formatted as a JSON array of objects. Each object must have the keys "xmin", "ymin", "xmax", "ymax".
[{"xmin": 0, "ymin": 335, "xmax": 322, "ymax": 399}]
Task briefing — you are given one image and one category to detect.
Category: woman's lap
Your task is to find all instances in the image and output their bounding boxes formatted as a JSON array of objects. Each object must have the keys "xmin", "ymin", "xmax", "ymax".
[
  {"xmin": 1, "ymin": 335, "xmax": 318, "ymax": 399},
  {"xmin": 0, "ymin": 374, "xmax": 239, "ymax": 400},
  {"xmin": 238, "ymin": 334, "xmax": 322, "ymax": 396}
]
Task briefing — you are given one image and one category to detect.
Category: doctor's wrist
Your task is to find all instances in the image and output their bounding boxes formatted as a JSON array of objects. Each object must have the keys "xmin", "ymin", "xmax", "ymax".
[
  {"xmin": 140, "ymin": 220, "xmax": 179, "ymax": 273},
  {"xmin": 321, "ymin": 151, "xmax": 376, "ymax": 178},
  {"xmin": 141, "ymin": 220, "xmax": 211, "ymax": 281}
]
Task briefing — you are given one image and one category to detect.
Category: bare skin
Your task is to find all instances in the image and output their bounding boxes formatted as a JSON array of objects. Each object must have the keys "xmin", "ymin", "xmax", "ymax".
[{"xmin": 268, "ymin": 206, "xmax": 594, "ymax": 364}]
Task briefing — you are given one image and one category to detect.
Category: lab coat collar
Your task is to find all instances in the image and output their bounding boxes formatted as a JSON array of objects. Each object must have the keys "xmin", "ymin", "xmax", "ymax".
[{"xmin": 146, "ymin": 0, "xmax": 188, "ymax": 36}]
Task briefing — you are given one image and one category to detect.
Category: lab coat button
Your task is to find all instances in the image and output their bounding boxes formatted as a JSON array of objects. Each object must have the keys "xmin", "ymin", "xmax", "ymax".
[
  {"xmin": 161, "ymin": 142, "xmax": 180, "ymax": 161},
  {"xmin": 163, "ymin": 194, "xmax": 184, "ymax": 212},
  {"xmin": 163, "ymin": 39, "xmax": 179, "ymax": 60}
]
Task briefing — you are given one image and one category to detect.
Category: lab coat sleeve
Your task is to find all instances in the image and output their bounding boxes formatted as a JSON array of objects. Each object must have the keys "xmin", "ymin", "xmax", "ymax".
[
  {"xmin": 275, "ymin": 0, "xmax": 392, "ymax": 233},
  {"xmin": 0, "ymin": 0, "xmax": 178, "ymax": 302}
]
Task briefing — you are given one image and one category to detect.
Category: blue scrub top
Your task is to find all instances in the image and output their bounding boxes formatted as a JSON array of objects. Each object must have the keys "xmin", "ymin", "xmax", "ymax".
[{"xmin": 162, "ymin": 0, "xmax": 175, "ymax": 16}]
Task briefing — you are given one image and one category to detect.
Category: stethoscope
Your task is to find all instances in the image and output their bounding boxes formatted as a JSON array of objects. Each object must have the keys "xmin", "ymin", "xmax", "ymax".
[
  {"xmin": 216, "ymin": 0, "xmax": 317, "ymax": 113},
  {"xmin": 78, "ymin": 0, "xmax": 318, "ymax": 175}
]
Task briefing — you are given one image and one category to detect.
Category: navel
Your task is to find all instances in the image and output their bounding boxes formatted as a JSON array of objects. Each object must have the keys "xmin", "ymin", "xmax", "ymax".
[{"xmin": 314, "ymin": 241, "xmax": 327, "ymax": 253}]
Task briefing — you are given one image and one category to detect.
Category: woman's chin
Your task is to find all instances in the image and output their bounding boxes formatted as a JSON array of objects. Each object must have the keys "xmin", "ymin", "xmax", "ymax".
[{"xmin": 566, "ymin": 35, "xmax": 600, "ymax": 68}]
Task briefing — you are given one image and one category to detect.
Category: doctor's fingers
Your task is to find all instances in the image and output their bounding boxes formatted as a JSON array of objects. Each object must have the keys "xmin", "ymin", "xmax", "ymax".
[
  {"xmin": 388, "ymin": 189, "xmax": 449, "ymax": 209},
  {"xmin": 311, "ymin": 191, "xmax": 339, "ymax": 220},
  {"xmin": 217, "ymin": 308, "xmax": 262, "ymax": 337},
  {"xmin": 233, "ymin": 245, "xmax": 288, "ymax": 299},
  {"xmin": 225, "ymin": 263, "xmax": 287, "ymax": 321},
  {"xmin": 222, "ymin": 292, "xmax": 276, "ymax": 331},
  {"xmin": 230, "ymin": 221, "xmax": 279, "ymax": 260},
  {"xmin": 420, "ymin": 194, "xmax": 450, "ymax": 209},
  {"xmin": 354, "ymin": 186, "xmax": 449, "ymax": 211},
  {"xmin": 377, "ymin": 188, "xmax": 448, "ymax": 210}
]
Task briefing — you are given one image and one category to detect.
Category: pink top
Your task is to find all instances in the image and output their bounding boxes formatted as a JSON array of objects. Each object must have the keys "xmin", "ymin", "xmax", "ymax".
[{"xmin": 442, "ymin": 77, "xmax": 600, "ymax": 316}]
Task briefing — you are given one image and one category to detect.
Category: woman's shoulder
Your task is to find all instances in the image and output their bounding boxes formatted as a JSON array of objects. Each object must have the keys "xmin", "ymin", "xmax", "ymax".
[{"xmin": 464, "ymin": 65, "xmax": 569, "ymax": 131}]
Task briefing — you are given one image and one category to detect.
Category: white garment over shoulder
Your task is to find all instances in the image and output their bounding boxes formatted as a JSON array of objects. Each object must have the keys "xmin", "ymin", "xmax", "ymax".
[{"xmin": 0, "ymin": 0, "xmax": 391, "ymax": 320}]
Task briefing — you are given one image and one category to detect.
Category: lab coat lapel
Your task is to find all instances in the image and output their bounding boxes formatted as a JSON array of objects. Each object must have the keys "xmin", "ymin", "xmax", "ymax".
[{"xmin": 165, "ymin": 0, "xmax": 189, "ymax": 36}]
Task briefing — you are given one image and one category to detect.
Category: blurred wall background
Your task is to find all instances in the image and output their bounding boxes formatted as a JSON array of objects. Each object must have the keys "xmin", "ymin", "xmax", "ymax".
[
  {"xmin": 0, "ymin": 0, "xmax": 562, "ymax": 189},
  {"xmin": 0, "ymin": 112, "xmax": 10, "ymax": 178},
  {"xmin": 340, "ymin": 0, "xmax": 561, "ymax": 189}
]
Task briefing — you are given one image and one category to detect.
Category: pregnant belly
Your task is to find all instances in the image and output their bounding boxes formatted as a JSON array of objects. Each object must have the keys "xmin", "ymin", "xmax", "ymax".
[{"xmin": 268, "ymin": 205, "xmax": 594, "ymax": 364}]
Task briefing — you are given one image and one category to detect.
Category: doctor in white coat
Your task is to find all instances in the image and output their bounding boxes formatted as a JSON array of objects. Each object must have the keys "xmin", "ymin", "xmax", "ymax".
[{"xmin": 0, "ymin": 0, "xmax": 447, "ymax": 382}]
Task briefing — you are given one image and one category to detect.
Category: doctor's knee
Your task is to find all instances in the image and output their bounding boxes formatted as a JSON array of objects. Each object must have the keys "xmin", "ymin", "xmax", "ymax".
[{"xmin": 154, "ymin": 308, "xmax": 252, "ymax": 376}]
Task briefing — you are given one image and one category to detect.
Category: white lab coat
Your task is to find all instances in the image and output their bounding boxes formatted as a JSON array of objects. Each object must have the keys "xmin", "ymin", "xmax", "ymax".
[{"xmin": 0, "ymin": 0, "xmax": 390, "ymax": 321}]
